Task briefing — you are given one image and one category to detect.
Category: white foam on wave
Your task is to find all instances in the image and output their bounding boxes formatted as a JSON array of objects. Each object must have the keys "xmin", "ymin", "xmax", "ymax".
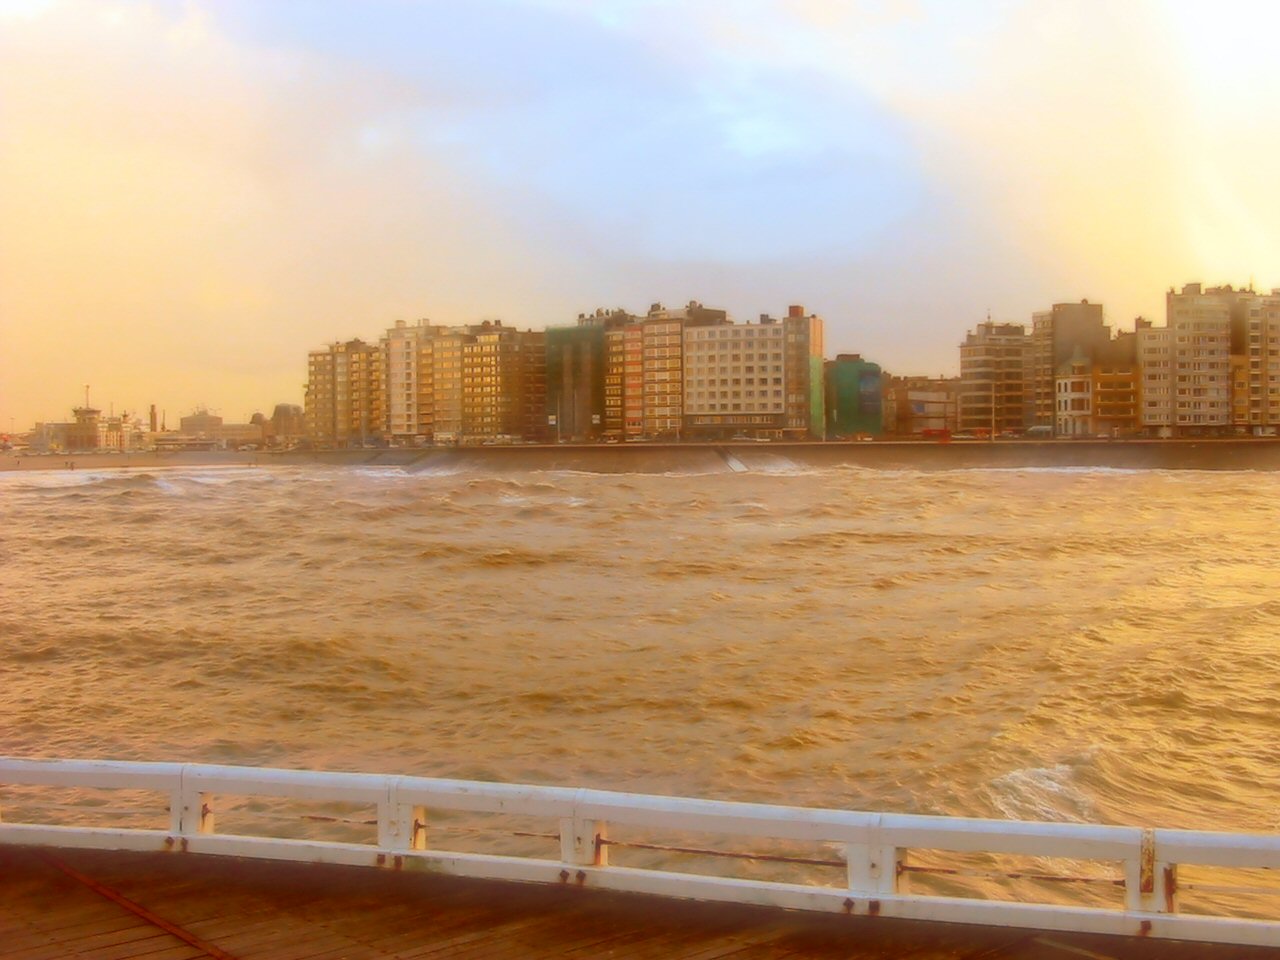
[
  {"xmin": 988, "ymin": 762, "xmax": 1099, "ymax": 823},
  {"xmin": 950, "ymin": 466, "xmax": 1147, "ymax": 477},
  {"xmin": 350, "ymin": 466, "xmax": 412, "ymax": 480},
  {"xmin": 408, "ymin": 462, "xmax": 472, "ymax": 477}
]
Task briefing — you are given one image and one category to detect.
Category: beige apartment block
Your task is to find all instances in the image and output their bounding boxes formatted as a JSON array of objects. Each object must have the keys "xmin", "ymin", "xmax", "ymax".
[
  {"xmin": 641, "ymin": 318, "xmax": 685, "ymax": 437},
  {"xmin": 959, "ymin": 320, "xmax": 1030, "ymax": 434},
  {"xmin": 426, "ymin": 322, "xmax": 547, "ymax": 443},
  {"xmin": 430, "ymin": 331, "xmax": 467, "ymax": 442},
  {"xmin": 1235, "ymin": 292, "xmax": 1280, "ymax": 435},
  {"xmin": 305, "ymin": 339, "xmax": 384, "ymax": 447},
  {"xmin": 1166, "ymin": 283, "xmax": 1236, "ymax": 435},
  {"xmin": 463, "ymin": 325, "xmax": 513, "ymax": 439},
  {"xmin": 384, "ymin": 320, "xmax": 438, "ymax": 442},
  {"xmin": 1138, "ymin": 319, "xmax": 1172, "ymax": 434},
  {"xmin": 1137, "ymin": 283, "xmax": 1275, "ymax": 437},
  {"xmin": 621, "ymin": 324, "xmax": 644, "ymax": 437}
]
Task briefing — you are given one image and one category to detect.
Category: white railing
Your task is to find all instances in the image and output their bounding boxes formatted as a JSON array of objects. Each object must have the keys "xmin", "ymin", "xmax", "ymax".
[{"xmin": 1, "ymin": 758, "xmax": 1278, "ymax": 947}]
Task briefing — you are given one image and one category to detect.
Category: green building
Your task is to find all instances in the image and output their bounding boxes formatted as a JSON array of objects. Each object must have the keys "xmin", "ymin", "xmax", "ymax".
[
  {"xmin": 545, "ymin": 324, "xmax": 606, "ymax": 441},
  {"xmin": 825, "ymin": 354, "xmax": 882, "ymax": 438}
]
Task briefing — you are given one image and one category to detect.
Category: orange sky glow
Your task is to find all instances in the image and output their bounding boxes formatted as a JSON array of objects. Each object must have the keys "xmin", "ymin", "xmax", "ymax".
[{"xmin": 3, "ymin": 0, "xmax": 1280, "ymax": 427}]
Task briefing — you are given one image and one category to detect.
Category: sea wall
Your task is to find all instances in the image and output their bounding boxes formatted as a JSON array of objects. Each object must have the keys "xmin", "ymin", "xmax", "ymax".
[
  {"xmin": 280, "ymin": 439, "xmax": 1280, "ymax": 473},
  {"xmin": 9, "ymin": 440, "xmax": 1280, "ymax": 474}
]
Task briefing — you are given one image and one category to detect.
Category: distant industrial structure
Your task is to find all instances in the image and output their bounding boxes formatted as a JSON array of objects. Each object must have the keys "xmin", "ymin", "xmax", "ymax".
[{"xmin": 23, "ymin": 392, "xmax": 303, "ymax": 455}]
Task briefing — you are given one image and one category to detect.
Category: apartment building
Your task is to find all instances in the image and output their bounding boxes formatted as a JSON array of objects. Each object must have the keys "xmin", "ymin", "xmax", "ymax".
[
  {"xmin": 422, "ymin": 322, "xmax": 545, "ymax": 443},
  {"xmin": 305, "ymin": 339, "xmax": 384, "ymax": 447},
  {"xmin": 384, "ymin": 320, "xmax": 438, "ymax": 442},
  {"xmin": 781, "ymin": 306, "xmax": 826, "ymax": 439},
  {"xmin": 640, "ymin": 303, "xmax": 730, "ymax": 438},
  {"xmin": 430, "ymin": 330, "xmax": 467, "ymax": 442},
  {"xmin": 882, "ymin": 375, "xmax": 959, "ymax": 436},
  {"xmin": 1054, "ymin": 347, "xmax": 1093, "ymax": 437},
  {"xmin": 1168, "ymin": 283, "xmax": 1238, "ymax": 435},
  {"xmin": 1093, "ymin": 332, "xmax": 1140, "ymax": 436},
  {"xmin": 1137, "ymin": 318, "xmax": 1171, "ymax": 435},
  {"xmin": 682, "ymin": 317, "xmax": 786, "ymax": 439},
  {"xmin": 1030, "ymin": 301, "xmax": 1110, "ymax": 433},
  {"xmin": 1138, "ymin": 283, "xmax": 1261, "ymax": 437},
  {"xmin": 603, "ymin": 325, "xmax": 626, "ymax": 438},
  {"xmin": 959, "ymin": 321, "xmax": 1030, "ymax": 434},
  {"xmin": 548, "ymin": 310, "xmax": 631, "ymax": 442},
  {"xmin": 1233, "ymin": 290, "xmax": 1280, "ymax": 435},
  {"xmin": 594, "ymin": 301, "xmax": 728, "ymax": 439}
]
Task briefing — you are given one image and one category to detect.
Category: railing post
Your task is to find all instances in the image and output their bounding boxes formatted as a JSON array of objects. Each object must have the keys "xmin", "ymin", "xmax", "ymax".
[
  {"xmin": 846, "ymin": 841, "xmax": 902, "ymax": 895},
  {"xmin": 172, "ymin": 767, "xmax": 213, "ymax": 838},
  {"xmin": 560, "ymin": 817, "xmax": 607, "ymax": 866},
  {"xmin": 1125, "ymin": 829, "xmax": 1177, "ymax": 913},
  {"xmin": 378, "ymin": 779, "xmax": 426, "ymax": 852}
]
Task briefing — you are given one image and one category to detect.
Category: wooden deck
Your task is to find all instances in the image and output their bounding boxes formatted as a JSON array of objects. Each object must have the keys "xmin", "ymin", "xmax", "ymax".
[{"xmin": 2, "ymin": 845, "xmax": 1277, "ymax": 959}]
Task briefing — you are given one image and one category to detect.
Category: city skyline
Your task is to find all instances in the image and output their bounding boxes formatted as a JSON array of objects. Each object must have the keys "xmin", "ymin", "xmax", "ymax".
[{"xmin": 6, "ymin": 1, "xmax": 1280, "ymax": 427}]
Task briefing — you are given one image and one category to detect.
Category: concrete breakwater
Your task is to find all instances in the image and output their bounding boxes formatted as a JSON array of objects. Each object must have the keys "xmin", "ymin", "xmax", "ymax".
[{"xmin": 9, "ymin": 439, "xmax": 1280, "ymax": 473}]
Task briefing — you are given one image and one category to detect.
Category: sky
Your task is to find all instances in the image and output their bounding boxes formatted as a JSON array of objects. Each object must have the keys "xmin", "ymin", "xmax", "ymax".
[{"xmin": 3, "ymin": 0, "xmax": 1280, "ymax": 428}]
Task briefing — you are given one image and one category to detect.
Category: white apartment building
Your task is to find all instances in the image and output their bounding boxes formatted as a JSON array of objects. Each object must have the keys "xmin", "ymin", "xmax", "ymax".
[
  {"xmin": 1167, "ymin": 284, "xmax": 1234, "ymax": 434},
  {"xmin": 383, "ymin": 320, "xmax": 438, "ymax": 441},
  {"xmin": 1055, "ymin": 348, "xmax": 1093, "ymax": 436},
  {"xmin": 1138, "ymin": 321, "xmax": 1172, "ymax": 435},
  {"xmin": 683, "ymin": 319, "xmax": 787, "ymax": 437}
]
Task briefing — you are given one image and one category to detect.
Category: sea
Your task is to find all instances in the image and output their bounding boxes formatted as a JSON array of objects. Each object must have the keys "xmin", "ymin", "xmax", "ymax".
[{"xmin": 3, "ymin": 460, "xmax": 1279, "ymax": 908}]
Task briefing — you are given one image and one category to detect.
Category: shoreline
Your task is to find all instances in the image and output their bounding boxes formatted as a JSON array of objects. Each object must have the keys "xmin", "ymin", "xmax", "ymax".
[{"xmin": 7, "ymin": 438, "xmax": 1280, "ymax": 474}]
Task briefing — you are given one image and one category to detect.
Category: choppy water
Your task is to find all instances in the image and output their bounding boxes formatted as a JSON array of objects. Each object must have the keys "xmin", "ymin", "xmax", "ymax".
[{"xmin": 3, "ymin": 463, "xmax": 1279, "ymax": 878}]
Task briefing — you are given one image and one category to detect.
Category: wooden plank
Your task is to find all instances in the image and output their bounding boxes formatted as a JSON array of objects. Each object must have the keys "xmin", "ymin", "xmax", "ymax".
[
  {"xmin": 3, "ymin": 847, "xmax": 1279, "ymax": 960},
  {"xmin": 232, "ymin": 932, "xmax": 380, "ymax": 960},
  {"xmin": 2, "ymin": 945, "xmax": 77, "ymax": 960}
]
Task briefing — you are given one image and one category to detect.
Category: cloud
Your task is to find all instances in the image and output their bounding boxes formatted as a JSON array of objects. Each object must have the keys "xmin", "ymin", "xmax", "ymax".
[
  {"xmin": 0, "ymin": 1, "xmax": 560, "ymax": 422},
  {"xmin": 6, "ymin": 0, "xmax": 1280, "ymax": 424}
]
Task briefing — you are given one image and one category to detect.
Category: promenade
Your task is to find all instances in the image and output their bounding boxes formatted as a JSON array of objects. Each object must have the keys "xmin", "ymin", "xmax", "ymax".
[{"xmin": 5, "ymin": 845, "xmax": 1276, "ymax": 960}]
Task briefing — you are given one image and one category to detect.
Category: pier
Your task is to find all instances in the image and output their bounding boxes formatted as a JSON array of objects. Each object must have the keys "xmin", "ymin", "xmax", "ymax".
[{"xmin": 2, "ymin": 759, "xmax": 1278, "ymax": 957}]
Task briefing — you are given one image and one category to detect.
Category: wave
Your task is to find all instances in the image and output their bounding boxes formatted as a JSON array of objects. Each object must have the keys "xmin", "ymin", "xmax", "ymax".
[{"xmin": 987, "ymin": 760, "xmax": 1100, "ymax": 823}]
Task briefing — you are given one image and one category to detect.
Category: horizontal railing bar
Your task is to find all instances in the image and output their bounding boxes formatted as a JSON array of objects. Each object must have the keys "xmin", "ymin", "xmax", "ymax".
[
  {"xmin": 298, "ymin": 814, "xmax": 378, "ymax": 826},
  {"xmin": 1181, "ymin": 883, "xmax": 1280, "ymax": 897},
  {"xmin": 598, "ymin": 837, "xmax": 846, "ymax": 868},
  {"xmin": 1158, "ymin": 832, "xmax": 1280, "ymax": 870},
  {"xmin": 5, "ymin": 803, "xmax": 165, "ymax": 817},
  {"xmin": 0, "ymin": 758, "xmax": 184, "ymax": 791},
  {"xmin": 900, "ymin": 863, "xmax": 1125, "ymax": 887}
]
